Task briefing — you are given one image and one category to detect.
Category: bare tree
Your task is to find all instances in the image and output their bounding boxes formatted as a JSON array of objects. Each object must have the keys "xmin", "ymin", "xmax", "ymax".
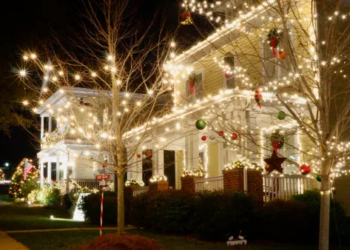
[
  {"xmin": 17, "ymin": 0, "xmax": 177, "ymax": 233},
  {"xmin": 170, "ymin": 0, "xmax": 350, "ymax": 249}
]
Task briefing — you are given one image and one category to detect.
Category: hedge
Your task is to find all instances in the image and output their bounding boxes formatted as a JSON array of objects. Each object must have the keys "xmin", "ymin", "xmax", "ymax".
[{"xmin": 80, "ymin": 189, "xmax": 349, "ymax": 245}]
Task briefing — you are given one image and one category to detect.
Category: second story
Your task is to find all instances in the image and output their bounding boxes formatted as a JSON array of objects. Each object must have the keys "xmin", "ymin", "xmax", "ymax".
[{"xmin": 170, "ymin": 0, "xmax": 313, "ymax": 108}]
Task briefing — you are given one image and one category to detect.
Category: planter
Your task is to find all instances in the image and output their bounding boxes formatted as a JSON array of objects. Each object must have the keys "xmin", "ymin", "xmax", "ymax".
[
  {"xmin": 149, "ymin": 181, "xmax": 169, "ymax": 192},
  {"xmin": 181, "ymin": 176, "xmax": 204, "ymax": 194}
]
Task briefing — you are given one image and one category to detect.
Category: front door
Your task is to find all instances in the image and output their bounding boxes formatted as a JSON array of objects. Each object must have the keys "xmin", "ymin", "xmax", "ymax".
[{"xmin": 164, "ymin": 150, "xmax": 175, "ymax": 189}]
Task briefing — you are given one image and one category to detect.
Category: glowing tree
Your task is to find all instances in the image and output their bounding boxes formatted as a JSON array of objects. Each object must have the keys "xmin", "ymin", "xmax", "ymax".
[
  {"xmin": 9, "ymin": 159, "xmax": 39, "ymax": 198},
  {"xmin": 169, "ymin": 0, "xmax": 350, "ymax": 248},
  {"xmin": 16, "ymin": 0, "xmax": 178, "ymax": 233},
  {"xmin": 0, "ymin": 169, "xmax": 5, "ymax": 181}
]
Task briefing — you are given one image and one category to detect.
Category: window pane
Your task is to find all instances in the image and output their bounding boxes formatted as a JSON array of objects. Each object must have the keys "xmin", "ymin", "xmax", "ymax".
[
  {"xmin": 226, "ymin": 76, "xmax": 235, "ymax": 89},
  {"xmin": 195, "ymin": 73, "xmax": 204, "ymax": 98}
]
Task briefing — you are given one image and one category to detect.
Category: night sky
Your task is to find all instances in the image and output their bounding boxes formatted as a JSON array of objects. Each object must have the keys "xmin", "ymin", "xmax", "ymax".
[{"xmin": 0, "ymin": 0, "xmax": 207, "ymax": 177}]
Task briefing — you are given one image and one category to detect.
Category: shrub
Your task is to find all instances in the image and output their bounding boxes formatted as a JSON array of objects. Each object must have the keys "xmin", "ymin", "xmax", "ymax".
[
  {"xmin": 63, "ymin": 193, "xmax": 74, "ymax": 210},
  {"xmin": 38, "ymin": 186, "xmax": 62, "ymax": 207},
  {"xmin": 80, "ymin": 192, "xmax": 118, "ymax": 225},
  {"xmin": 78, "ymin": 233, "xmax": 165, "ymax": 250},
  {"xmin": 260, "ymin": 199, "xmax": 314, "ymax": 243},
  {"xmin": 130, "ymin": 190, "xmax": 260, "ymax": 241},
  {"xmin": 131, "ymin": 190, "xmax": 195, "ymax": 234},
  {"xmin": 27, "ymin": 189, "xmax": 40, "ymax": 203},
  {"xmin": 292, "ymin": 190, "xmax": 349, "ymax": 245},
  {"xmin": 21, "ymin": 180, "xmax": 40, "ymax": 199},
  {"xmin": 193, "ymin": 191, "xmax": 260, "ymax": 241}
]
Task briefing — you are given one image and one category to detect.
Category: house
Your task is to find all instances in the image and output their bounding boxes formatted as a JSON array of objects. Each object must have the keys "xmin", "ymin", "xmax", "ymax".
[{"xmin": 124, "ymin": 0, "xmax": 321, "ymax": 199}]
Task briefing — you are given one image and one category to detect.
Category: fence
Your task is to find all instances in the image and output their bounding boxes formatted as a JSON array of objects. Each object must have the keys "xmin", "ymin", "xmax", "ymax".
[
  {"xmin": 71, "ymin": 179, "xmax": 101, "ymax": 192},
  {"xmin": 132, "ymin": 186, "xmax": 149, "ymax": 196},
  {"xmin": 263, "ymin": 174, "xmax": 314, "ymax": 201},
  {"xmin": 194, "ymin": 176, "xmax": 224, "ymax": 192}
]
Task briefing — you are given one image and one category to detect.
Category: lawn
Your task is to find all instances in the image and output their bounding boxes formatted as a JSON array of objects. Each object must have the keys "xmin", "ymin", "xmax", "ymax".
[
  {"xmin": 0, "ymin": 205, "xmax": 91, "ymax": 231},
  {"xmin": 9, "ymin": 229, "xmax": 324, "ymax": 250},
  {"xmin": 0, "ymin": 193, "xmax": 14, "ymax": 202}
]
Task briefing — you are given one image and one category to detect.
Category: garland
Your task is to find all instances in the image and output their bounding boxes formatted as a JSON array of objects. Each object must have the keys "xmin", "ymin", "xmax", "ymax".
[
  {"xmin": 223, "ymin": 160, "xmax": 263, "ymax": 171},
  {"xmin": 125, "ymin": 179, "xmax": 145, "ymax": 187},
  {"xmin": 149, "ymin": 175, "xmax": 168, "ymax": 183},
  {"xmin": 182, "ymin": 168, "xmax": 206, "ymax": 177}
]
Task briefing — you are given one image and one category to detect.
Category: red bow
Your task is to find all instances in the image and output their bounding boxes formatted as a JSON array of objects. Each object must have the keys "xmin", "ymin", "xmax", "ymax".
[{"xmin": 270, "ymin": 39, "xmax": 277, "ymax": 58}]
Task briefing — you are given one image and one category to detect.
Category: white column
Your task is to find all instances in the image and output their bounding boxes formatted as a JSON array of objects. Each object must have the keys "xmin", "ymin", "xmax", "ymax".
[
  {"xmin": 40, "ymin": 161, "xmax": 44, "ymax": 188},
  {"xmin": 40, "ymin": 116, "xmax": 44, "ymax": 139},
  {"xmin": 56, "ymin": 156, "xmax": 60, "ymax": 182},
  {"xmin": 47, "ymin": 161, "xmax": 52, "ymax": 185},
  {"xmin": 185, "ymin": 132, "xmax": 199, "ymax": 169},
  {"xmin": 48, "ymin": 115, "xmax": 52, "ymax": 133},
  {"xmin": 152, "ymin": 148, "xmax": 164, "ymax": 176},
  {"xmin": 136, "ymin": 153, "xmax": 143, "ymax": 181}
]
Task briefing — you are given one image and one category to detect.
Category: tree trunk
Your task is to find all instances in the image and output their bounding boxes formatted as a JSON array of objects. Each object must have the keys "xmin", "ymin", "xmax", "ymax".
[
  {"xmin": 117, "ymin": 172, "xmax": 125, "ymax": 233},
  {"xmin": 319, "ymin": 175, "xmax": 330, "ymax": 250}
]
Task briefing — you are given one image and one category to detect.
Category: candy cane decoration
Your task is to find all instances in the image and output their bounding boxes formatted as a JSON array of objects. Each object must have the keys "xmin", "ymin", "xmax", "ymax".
[{"xmin": 100, "ymin": 183, "xmax": 104, "ymax": 236}]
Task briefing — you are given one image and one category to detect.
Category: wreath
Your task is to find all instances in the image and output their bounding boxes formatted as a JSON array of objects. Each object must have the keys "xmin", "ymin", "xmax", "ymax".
[
  {"xmin": 267, "ymin": 28, "xmax": 282, "ymax": 48},
  {"xmin": 224, "ymin": 55, "xmax": 235, "ymax": 68},
  {"xmin": 188, "ymin": 72, "xmax": 196, "ymax": 94},
  {"xmin": 270, "ymin": 130, "xmax": 285, "ymax": 149}
]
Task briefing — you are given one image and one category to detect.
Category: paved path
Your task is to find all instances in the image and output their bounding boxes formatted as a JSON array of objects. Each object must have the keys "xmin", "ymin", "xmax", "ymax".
[
  {"xmin": 7, "ymin": 227, "xmax": 119, "ymax": 233},
  {"xmin": 0, "ymin": 231, "xmax": 29, "ymax": 250},
  {"xmin": 0, "ymin": 200, "xmax": 11, "ymax": 206}
]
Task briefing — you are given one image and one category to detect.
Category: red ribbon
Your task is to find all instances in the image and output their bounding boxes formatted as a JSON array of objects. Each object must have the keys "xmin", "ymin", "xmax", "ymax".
[
  {"xmin": 273, "ymin": 141, "xmax": 279, "ymax": 152},
  {"xmin": 181, "ymin": 12, "xmax": 191, "ymax": 19},
  {"xmin": 190, "ymin": 80, "xmax": 194, "ymax": 94},
  {"xmin": 270, "ymin": 39, "xmax": 277, "ymax": 58}
]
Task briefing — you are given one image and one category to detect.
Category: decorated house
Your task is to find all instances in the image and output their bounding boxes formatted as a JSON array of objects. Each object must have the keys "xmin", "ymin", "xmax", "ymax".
[{"xmin": 124, "ymin": 0, "xmax": 322, "ymax": 200}]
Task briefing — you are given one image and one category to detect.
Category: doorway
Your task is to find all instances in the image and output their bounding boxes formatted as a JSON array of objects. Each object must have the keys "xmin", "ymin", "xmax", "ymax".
[{"xmin": 164, "ymin": 150, "xmax": 175, "ymax": 189}]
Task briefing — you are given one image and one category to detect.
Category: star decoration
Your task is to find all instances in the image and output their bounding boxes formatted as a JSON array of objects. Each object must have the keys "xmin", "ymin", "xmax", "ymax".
[{"xmin": 264, "ymin": 151, "xmax": 286, "ymax": 174}]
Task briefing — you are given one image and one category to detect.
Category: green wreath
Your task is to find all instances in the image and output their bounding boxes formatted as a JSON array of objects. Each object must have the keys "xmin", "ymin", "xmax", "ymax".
[
  {"xmin": 267, "ymin": 28, "xmax": 282, "ymax": 48},
  {"xmin": 270, "ymin": 130, "xmax": 285, "ymax": 149}
]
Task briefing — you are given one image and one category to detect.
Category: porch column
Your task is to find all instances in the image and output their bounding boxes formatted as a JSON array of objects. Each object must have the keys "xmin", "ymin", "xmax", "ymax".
[
  {"xmin": 40, "ymin": 116, "xmax": 44, "ymax": 139},
  {"xmin": 48, "ymin": 115, "xmax": 52, "ymax": 133},
  {"xmin": 152, "ymin": 148, "xmax": 164, "ymax": 176},
  {"xmin": 135, "ymin": 151, "xmax": 143, "ymax": 181},
  {"xmin": 47, "ymin": 161, "xmax": 52, "ymax": 185},
  {"xmin": 56, "ymin": 156, "xmax": 60, "ymax": 182},
  {"xmin": 40, "ymin": 161, "xmax": 44, "ymax": 188},
  {"xmin": 185, "ymin": 132, "xmax": 199, "ymax": 170}
]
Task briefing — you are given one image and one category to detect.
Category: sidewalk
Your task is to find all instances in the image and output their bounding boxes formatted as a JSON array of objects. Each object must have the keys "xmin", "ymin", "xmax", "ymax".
[{"xmin": 0, "ymin": 231, "xmax": 29, "ymax": 250}]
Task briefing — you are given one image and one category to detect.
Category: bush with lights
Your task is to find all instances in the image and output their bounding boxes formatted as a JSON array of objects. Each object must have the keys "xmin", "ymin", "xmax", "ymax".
[
  {"xmin": 8, "ymin": 159, "xmax": 39, "ymax": 199},
  {"xmin": 223, "ymin": 161, "xmax": 263, "ymax": 171},
  {"xmin": 0, "ymin": 169, "xmax": 5, "ymax": 181}
]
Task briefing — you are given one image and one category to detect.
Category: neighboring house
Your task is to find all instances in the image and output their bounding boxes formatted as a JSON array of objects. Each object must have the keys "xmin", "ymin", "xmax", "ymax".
[{"xmin": 125, "ymin": 0, "xmax": 320, "ymax": 199}]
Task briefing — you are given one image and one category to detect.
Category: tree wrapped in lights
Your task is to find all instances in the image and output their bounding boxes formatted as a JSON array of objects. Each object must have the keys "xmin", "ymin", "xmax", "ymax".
[
  {"xmin": 171, "ymin": 0, "xmax": 350, "ymax": 248},
  {"xmin": 0, "ymin": 169, "xmax": 5, "ymax": 181},
  {"xmin": 9, "ymin": 159, "xmax": 39, "ymax": 198},
  {"xmin": 16, "ymin": 0, "xmax": 188, "ymax": 233}
]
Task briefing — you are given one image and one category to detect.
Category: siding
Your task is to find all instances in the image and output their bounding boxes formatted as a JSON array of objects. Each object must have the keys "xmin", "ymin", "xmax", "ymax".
[
  {"xmin": 207, "ymin": 142, "xmax": 219, "ymax": 177},
  {"xmin": 176, "ymin": 150, "xmax": 184, "ymax": 189}
]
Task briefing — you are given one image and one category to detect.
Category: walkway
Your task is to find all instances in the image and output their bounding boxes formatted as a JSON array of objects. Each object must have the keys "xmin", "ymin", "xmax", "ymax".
[{"xmin": 0, "ymin": 231, "xmax": 29, "ymax": 250}]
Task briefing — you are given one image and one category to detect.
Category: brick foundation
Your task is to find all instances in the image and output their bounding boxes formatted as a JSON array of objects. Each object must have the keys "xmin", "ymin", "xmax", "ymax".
[
  {"xmin": 181, "ymin": 176, "xmax": 203, "ymax": 194},
  {"xmin": 149, "ymin": 181, "xmax": 169, "ymax": 192},
  {"xmin": 223, "ymin": 168, "xmax": 263, "ymax": 200},
  {"xmin": 124, "ymin": 184, "xmax": 140, "ymax": 196}
]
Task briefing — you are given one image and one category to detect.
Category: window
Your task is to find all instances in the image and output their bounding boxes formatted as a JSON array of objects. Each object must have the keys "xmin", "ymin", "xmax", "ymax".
[
  {"xmin": 262, "ymin": 27, "xmax": 294, "ymax": 81},
  {"xmin": 186, "ymin": 71, "xmax": 204, "ymax": 99}
]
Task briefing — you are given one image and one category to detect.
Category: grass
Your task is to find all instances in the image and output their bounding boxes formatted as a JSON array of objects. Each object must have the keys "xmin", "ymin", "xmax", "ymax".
[
  {"xmin": 0, "ymin": 205, "xmax": 91, "ymax": 231},
  {"xmin": 9, "ymin": 229, "xmax": 325, "ymax": 250},
  {"xmin": 0, "ymin": 193, "xmax": 14, "ymax": 202}
]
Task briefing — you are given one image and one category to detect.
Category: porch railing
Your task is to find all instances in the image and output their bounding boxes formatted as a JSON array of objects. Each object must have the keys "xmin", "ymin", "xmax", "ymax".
[
  {"xmin": 71, "ymin": 179, "xmax": 101, "ymax": 192},
  {"xmin": 195, "ymin": 176, "xmax": 224, "ymax": 192},
  {"xmin": 263, "ymin": 174, "xmax": 314, "ymax": 201},
  {"xmin": 133, "ymin": 186, "xmax": 149, "ymax": 197}
]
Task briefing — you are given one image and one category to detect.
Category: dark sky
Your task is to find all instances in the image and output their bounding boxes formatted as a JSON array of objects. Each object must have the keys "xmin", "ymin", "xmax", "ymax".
[{"xmin": 0, "ymin": 0, "xmax": 208, "ymax": 176}]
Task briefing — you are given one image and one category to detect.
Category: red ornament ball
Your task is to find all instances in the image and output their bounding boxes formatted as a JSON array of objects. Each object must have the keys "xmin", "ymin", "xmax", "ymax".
[
  {"xmin": 232, "ymin": 133, "xmax": 238, "ymax": 140},
  {"xmin": 299, "ymin": 164, "xmax": 311, "ymax": 175},
  {"xmin": 219, "ymin": 131, "xmax": 224, "ymax": 136},
  {"xmin": 137, "ymin": 154, "xmax": 141, "ymax": 158},
  {"xmin": 201, "ymin": 136, "xmax": 207, "ymax": 141}
]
